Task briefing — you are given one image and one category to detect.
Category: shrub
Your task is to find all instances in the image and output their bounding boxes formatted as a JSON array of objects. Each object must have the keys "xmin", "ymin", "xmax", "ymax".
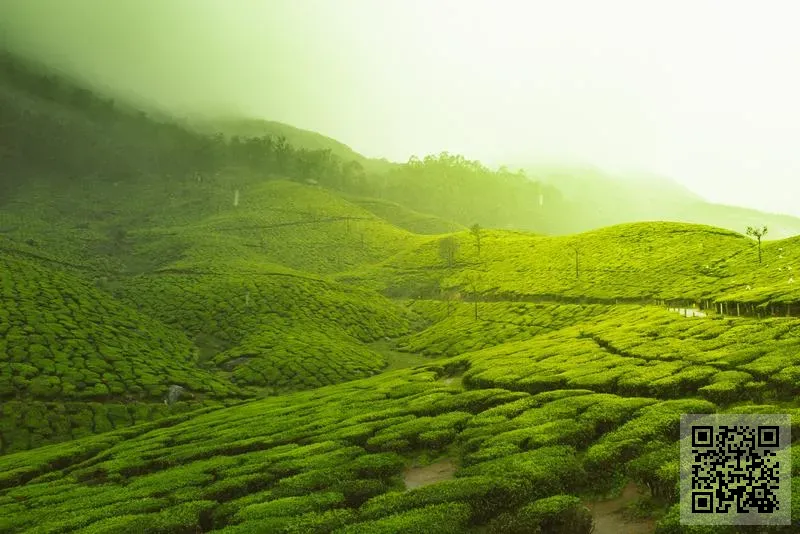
[
  {"xmin": 488, "ymin": 495, "xmax": 593, "ymax": 534},
  {"xmin": 334, "ymin": 502, "xmax": 472, "ymax": 534},
  {"xmin": 334, "ymin": 479, "xmax": 391, "ymax": 507},
  {"xmin": 359, "ymin": 475, "xmax": 525, "ymax": 523},
  {"xmin": 458, "ymin": 446, "xmax": 585, "ymax": 497},
  {"xmin": 347, "ymin": 453, "xmax": 406, "ymax": 479},
  {"xmin": 234, "ymin": 491, "xmax": 346, "ymax": 523}
]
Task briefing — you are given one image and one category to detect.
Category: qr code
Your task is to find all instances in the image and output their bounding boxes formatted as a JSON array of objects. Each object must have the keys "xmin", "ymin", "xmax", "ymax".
[{"xmin": 680, "ymin": 413, "xmax": 791, "ymax": 526}]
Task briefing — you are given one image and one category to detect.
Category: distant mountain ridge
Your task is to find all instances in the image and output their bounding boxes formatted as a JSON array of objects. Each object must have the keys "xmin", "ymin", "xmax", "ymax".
[{"xmin": 522, "ymin": 165, "xmax": 800, "ymax": 238}]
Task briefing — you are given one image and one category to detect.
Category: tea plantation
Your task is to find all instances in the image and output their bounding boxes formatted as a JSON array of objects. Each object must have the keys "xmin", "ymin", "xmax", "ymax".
[
  {"xmin": 5, "ymin": 179, "xmax": 800, "ymax": 532},
  {"xmin": 8, "ymin": 42, "xmax": 800, "ymax": 534},
  {"xmin": 3, "ymin": 321, "xmax": 800, "ymax": 533}
]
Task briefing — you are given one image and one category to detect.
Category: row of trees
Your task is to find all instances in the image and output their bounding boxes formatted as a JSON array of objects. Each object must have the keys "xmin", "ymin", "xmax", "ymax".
[
  {"xmin": 438, "ymin": 224, "xmax": 485, "ymax": 319},
  {"xmin": 0, "ymin": 50, "xmax": 374, "ymax": 200},
  {"xmin": 1, "ymin": 51, "xmax": 573, "ymax": 230},
  {"xmin": 376, "ymin": 152, "xmax": 569, "ymax": 233}
]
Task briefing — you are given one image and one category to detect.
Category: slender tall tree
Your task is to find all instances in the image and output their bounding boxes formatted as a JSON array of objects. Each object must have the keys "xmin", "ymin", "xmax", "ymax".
[
  {"xmin": 470, "ymin": 223, "xmax": 483, "ymax": 256},
  {"xmin": 746, "ymin": 226, "xmax": 768, "ymax": 263}
]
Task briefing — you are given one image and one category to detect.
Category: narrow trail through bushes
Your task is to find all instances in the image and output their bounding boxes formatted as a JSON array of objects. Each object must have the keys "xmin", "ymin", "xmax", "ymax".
[
  {"xmin": 584, "ymin": 482, "xmax": 656, "ymax": 534},
  {"xmin": 403, "ymin": 458, "xmax": 457, "ymax": 490}
]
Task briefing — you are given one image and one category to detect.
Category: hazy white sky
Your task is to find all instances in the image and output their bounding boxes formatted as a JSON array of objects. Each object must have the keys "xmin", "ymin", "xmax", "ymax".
[{"xmin": 2, "ymin": 0, "xmax": 800, "ymax": 215}]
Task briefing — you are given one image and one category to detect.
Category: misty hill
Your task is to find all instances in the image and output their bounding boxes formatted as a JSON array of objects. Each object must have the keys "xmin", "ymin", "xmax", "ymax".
[
  {"xmin": 7, "ymin": 47, "xmax": 799, "ymax": 240},
  {"xmin": 526, "ymin": 165, "xmax": 800, "ymax": 238},
  {"xmin": 188, "ymin": 117, "xmax": 397, "ymax": 176},
  {"xmin": 6, "ymin": 47, "xmax": 800, "ymax": 533},
  {"xmin": 187, "ymin": 119, "xmax": 800, "ymax": 239}
]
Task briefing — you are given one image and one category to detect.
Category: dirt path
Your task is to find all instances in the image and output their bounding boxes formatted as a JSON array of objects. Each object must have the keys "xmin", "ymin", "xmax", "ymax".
[
  {"xmin": 369, "ymin": 339, "xmax": 430, "ymax": 372},
  {"xmin": 403, "ymin": 458, "xmax": 457, "ymax": 490},
  {"xmin": 584, "ymin": 482, "xmax": 656, "ymax": 534}
]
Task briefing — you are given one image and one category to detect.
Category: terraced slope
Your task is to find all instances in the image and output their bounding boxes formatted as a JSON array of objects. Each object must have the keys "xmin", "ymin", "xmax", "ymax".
[
  {"xmin": 711, "ymin": 234, "xmax": 800, "ymax": 308},
  {"xmin": 1, "ymin": 171, "xmax": 439, "ymax": 454},
  {"xmin": 162, "ymin": 180, "xmax": 423, "ymax": 275},
  {"xmin": 0, "ymin": 175, "xmax": 434, "ymax": 453},
  {"xmin": 397, "ymin": 301, "xmax": 616, "ymax": 357},
  {"xmin": 114, "ymin": 270, "xmax": 414, "ymax": 391},
  {"xmin": 0, "ymin": 252, "xmax": 247, "ymax": 453},
  {"xmin": 339, "ymin": 222, "xmax": 754, "ymax": 301},
  {"xmin": 3, "ymin": 306, "xmax": 800, "ymax": 532},
  {"xmin": 1, "ymin": 177, "xmax": 424, "ymax": 276},
  {"xmin": 343, "ymin": 196, "xmax": 465, "ymax": 235},
  {"xmin": 339, "ymin": 220, "xmax": 800, "ymax": 320},
  {"xmin": 0, "ymin": 254, "xmax": 240, "ymax": 402},
  {"xmin": 459, "ymin": 306, "xmax": 800, "ymax": 403},
  {"xmin": 0, "ymin": 365, "xmax": 680, "ymax": 533}
]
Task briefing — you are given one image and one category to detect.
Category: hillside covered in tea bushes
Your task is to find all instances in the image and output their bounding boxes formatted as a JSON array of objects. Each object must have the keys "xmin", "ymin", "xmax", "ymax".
[{"xmin": 4, "ymin": 48, "xmax": 800, "ymax": 534}]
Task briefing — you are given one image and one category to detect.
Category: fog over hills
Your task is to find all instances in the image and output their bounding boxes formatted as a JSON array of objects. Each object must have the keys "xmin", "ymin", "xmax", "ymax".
[
  {"xmin": 5, "ymin": 5, "xmax": 800, "ymax": 533},
  {"xmin": 3, "ymin": 0, "xmax": 800, "ymax": 219}
]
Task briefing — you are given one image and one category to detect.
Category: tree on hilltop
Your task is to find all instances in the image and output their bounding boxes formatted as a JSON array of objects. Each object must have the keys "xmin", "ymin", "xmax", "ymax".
[{"xmin": 745, "ymin": 225, "xmax": 768, "ymax": 264}]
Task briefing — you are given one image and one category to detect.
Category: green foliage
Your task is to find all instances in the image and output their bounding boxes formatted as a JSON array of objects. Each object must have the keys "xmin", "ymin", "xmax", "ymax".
[
  {"xmin": 360, "ymin": 476, "xmax": 526, "ymax": 523},
  {"xmin": 345, "ymin": 222, "xmax": 755, "ymax": 302},
  {"xmin": 380, "ymin": 152, "xmax": 565, "ymax": 233},
  {"xmin": 0, "ymin": 255, "xmax": 239, "ymax": 403},
  {"xmin": 233, "ymin": 491, "xmax": 346, "ymax": 522},
  {"xmin": 488, "ymin": 494, "xmax": 593, "ymax": 534},
  {"xmin": 345, "ymin": 196, "xmax": 465, "ymax": 235},
  {"xmin": 335, "ymin": 502, "xmax": 472, "ymax": 534},
  {"xmin": 9, "ymin": 51, "xmax": 800, "ymax": 534},
  {"xmin": 397, "ymin": 302, "xmax": 613, "ymax": 357}
]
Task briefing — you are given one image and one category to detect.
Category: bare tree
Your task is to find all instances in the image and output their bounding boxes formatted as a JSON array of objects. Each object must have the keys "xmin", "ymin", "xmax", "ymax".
[
  {"xmin": 441, "ymin": 287, "xmax": 461, "ymax": 317},
  {"xmin": 464, "ymin": 271, "xmax": 482, "ymax": 320},
  {"xmin": 470, "ymin": 223, "xmax": 483, "ymax": 256},
  {"xmin": 439, "ymin": 236, "xmax": 459, "ymax": 268},
  {"xmin": 745, "ymin": 226, "xmax": 768, "ymax": 264}
]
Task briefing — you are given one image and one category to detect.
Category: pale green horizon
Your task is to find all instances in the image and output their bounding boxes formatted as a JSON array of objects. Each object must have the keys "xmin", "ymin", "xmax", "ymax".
[{"xmin": 2, "ymin": 0, "xmax": 800, "ymax": 217}]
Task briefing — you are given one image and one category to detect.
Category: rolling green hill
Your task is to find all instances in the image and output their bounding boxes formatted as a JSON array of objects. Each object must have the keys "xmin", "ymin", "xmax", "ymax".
[
  {"xmin": 341, "ymin": 196, "xmax": 465, "ymax": 235},
  {"xmin": 0, "ymin": 251, "xmax": 247, "ymax": 454},
  {"xmin": 4, "ymin": 305, "xmax": 800, "ymax": 532},
  {"xmin": 5, "ymin": 47, "xmax": 800, "ymax": 534},
  {"xmin": 337, "ymin": 222, "xmax": 751, "ymax": 300}
]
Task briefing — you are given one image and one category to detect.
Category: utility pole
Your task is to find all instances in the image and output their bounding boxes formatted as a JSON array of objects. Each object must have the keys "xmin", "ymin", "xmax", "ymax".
[
  {"xmin": 575, "ymin": 248, "xmax": 579, "ymax": 279},
  {"xmin": 569, "ymin": 245, "xmax": 580, "ymax": 279}
]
